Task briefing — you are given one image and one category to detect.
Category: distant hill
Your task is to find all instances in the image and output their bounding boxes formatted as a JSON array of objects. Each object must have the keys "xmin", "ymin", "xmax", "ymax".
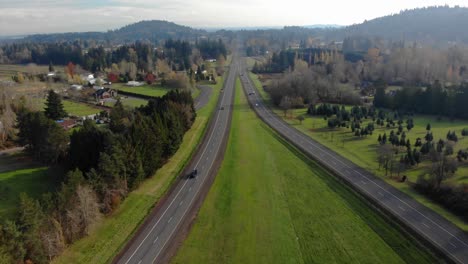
[
  {"xmin": 20, "ymin": 20, "xmax": 206, "ymax": 43},
  {"xmin": 327, "ymin": 6, "xmax": 468, "ymax": 46}
]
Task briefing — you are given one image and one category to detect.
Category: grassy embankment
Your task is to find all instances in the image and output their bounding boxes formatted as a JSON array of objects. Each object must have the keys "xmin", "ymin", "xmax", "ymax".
[
  {"xmin": 53, "ymin": 74, "xmax": 225, "ymax": 264},
  {"xmin": 173, "ymin": 79, "xmax": 435, "ymax": 264},
  {"xmin": 249, "ymin": 71, "xmax": 468, "ymax": 231}
]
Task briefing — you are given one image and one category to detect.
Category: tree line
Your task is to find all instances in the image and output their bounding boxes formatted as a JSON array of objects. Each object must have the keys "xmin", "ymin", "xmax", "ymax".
[
  {"xmin": 0, "ymin": 39, "xmax": 227, "ymax": 74},
  {"xmin": 0, "ymin": 90, "xmax": 196, "ymax": 263},
  {"xmin": 374, "ymin": 80, "xmax": 468, "ymax": 120}
]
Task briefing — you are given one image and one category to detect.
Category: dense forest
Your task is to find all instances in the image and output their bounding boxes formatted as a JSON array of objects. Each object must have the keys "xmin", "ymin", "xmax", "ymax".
[
  {"xmin": 326, "ymin": 6, "xmax": 468, "ymax": 47},
  {"xmin": 0, "ymin": 90, "xmax": 196, "ymax": 263}
]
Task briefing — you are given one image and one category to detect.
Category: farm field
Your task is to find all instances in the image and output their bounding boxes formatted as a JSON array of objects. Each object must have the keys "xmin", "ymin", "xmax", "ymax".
[
  {"xmin": 173, "ymin": 80, "xmax": 434, "ymax": 264},
  {"xmin": 119, "ymin": 97, "xmax": 148, "ymax": 108},
  {"xmin": 250, "ymin": 72, "xmax": 468, "ymax": 231},
  {"xmin": 53, "ymin": 75, "xmax": 225, "ymax": 264},
  {"xmin": 0, "ymin": 64, "xmax": 58, "ymax": 80},
  {"xmin": 62, "ymin": 100, "xmax": 101, "ymax": 116},
  {"xmin": 112, "ymin": 83, "xmax": 171, "ymax": 97}
]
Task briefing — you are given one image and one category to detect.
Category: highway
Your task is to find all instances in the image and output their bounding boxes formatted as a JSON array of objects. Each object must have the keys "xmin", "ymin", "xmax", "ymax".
[
  {"xmin": 239, "ymin": 58, "xmax": 468, "ymax": 264},
  {"xmin": 114, "ymin": 58, "xmax": 239, "ymax": 264}
]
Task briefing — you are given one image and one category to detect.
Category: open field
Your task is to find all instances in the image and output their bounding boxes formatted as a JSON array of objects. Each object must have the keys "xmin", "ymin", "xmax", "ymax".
[
  {"xmin": 120, "ymin": 97, "xmax": 148, "ymax": 108},
  {"xmin": 173, "ymin": 80, "xmax": 434, "ymax": 264},
  {"xmin": 250, "ymin": 72, "xmax": 468, "ymax": 231},
  {"xmin": 112, "ymin": 83, "xmax": 171, "ymax": 97},
  {"xmin": 0, "ymin": 64, "xmax": 60, "ymax": 80},
  {"xmin": 62, "ymin": 100, "xmax": 101, "ymax": 116},
  {"xmin": 0, "ymin": 154, "xmax": 62, "ymax": 220},
  {"xmin": 53, "ymin": 75, "xmax": 225, "ymax": 264}
]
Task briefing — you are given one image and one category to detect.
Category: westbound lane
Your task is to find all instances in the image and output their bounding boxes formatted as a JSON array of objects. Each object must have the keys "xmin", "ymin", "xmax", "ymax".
[
  {"xmin": 114, "ymin": 58, "xmax": 239, "ymax": 264},
  {"xmin": 239, "ymin": 58, "xmax": 468, "ymax": 264}
]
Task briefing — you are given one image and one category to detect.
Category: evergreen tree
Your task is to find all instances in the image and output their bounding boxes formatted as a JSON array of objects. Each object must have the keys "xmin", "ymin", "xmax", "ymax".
[
  {"xmin": 48, "ymin": 61, "xmax": 54, "ymax": 72},
  {"xmin": 44, "ymin": 90, "xmax": 67, "ymax": 120}
]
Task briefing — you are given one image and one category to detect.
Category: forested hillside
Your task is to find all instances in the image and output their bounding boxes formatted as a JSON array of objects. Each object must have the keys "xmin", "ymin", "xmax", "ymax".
[
  {"xmin": 18, "ymin": 20, "xmax": 205, "ymax": 44},
  {"xmin": 330, "ymin": 6, "xmax": 468, "ymax": 46}
]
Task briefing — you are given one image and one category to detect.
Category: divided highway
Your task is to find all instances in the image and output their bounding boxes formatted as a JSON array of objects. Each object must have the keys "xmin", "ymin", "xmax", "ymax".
[
  {"xmin": 239, "ymin": 58, "xmax": 468, "ymax": 264},
  {"xmin": 115, "ymin": 58, "xmax": 239, "ymax": 264}
]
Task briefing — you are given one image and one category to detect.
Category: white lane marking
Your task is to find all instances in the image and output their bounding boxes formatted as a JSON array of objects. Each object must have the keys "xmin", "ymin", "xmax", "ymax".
[
  {"xmin": 450, "ymin": 242, "xmax": 458, "ymax": 248},
  {"xmin": 241, "ymin": 64, "xmax": 468, "ymax": 263},
  {"xmin": 153, "ymin": 237, "xmax": 159, "ymax": 244},
  {"xmin": 361, "ymin": 181, "xmax": 367, "ymax": 185},
  {"xmin": 398, "ymin": 205, "xmax": 406, "ymax": 211},
  {"xmin": 168, "ymin": 217, "xmax": 173, "ymax": 223},
  {"xmin": 137, "ymin": 260, "xmax": 142, "ymax": 264},
  {"xmin": 189, "ymin": 187, "xmax": 192, "ymax": 192},
  {"xmin": 422, "ymin": 222, "xmax": 430, "ymax": 229},
  {"xmin": 378, "ymin": 191, "xmax": 384, "ymax": 196},
  {"xmin": 179, "ymin": 200, "xmax": 184, "ymax": 206},
  {"xmin": 152, "ymin": 65, "xmax": 238, "ymax": 263},
  {"xmin": 124, "ymin": 61, "xmax": 236, "ymax": 264}
]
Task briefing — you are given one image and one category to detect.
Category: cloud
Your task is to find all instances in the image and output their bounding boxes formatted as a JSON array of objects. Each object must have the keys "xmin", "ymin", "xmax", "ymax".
[{"xmin": 0, "ymin": 0, "xmax": 467, "ymax": 36}]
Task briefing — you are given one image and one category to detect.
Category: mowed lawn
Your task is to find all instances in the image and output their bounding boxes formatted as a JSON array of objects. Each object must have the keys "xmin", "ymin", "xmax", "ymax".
[
  {"xmin": 173, "ymin": 80, "xmax": 434, "ymax": 264},
  {"xmin": 251, "ymin": 72, "xmax": 468, "ymax": 232},
  {"xmin": 112, "ymin": 83, "xmax": 171, "ymax": 97},
  {"xmin": 0, "ymin": 165, "xmax": 61, "ymax": 220},
  {"xmin": 53, "ymin": 75, "xmax": 225, "ymax": 264},
  {"xmin": 62, "ymin": 100, "xmax": 101, "ymax": 116}
]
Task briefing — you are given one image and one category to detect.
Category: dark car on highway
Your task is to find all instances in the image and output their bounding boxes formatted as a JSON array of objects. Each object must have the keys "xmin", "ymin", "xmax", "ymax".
[{"xmin": 188, "ymin": 169, "xmax": 198, "ymax": 179}]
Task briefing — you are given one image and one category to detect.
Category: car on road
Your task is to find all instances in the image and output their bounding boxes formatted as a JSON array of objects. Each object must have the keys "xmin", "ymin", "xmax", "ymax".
[
  {"xmin": 189, "ymin": 169, "xmax": 198, "ymax": 179},
  {"xmin": 255, "ymin": 103, "xmax": 259, "ymax": 107},
  {"xmin": 220, "ymin": 106, "xmax": 225, "ymax": 110},
  {"xmin": 248, "ymin": 91, "xmax": 256, "ymax": 95}
]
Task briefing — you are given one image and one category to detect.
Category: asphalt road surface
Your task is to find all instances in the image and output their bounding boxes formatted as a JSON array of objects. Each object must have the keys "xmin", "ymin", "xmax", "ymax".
[
  {"xmin": 239, "ymin": 58, "xmax": 468, "ymax": 264},
  {"xmin": 115, "ymin": 59, "xmax": 239, "ymax": 264},
  {"xmin": 194, "ymin": 85, "xmax": 212, "ymax": 110}
]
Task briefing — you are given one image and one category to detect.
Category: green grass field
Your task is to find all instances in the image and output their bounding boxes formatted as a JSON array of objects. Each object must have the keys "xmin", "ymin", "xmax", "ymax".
[
  {"xmin": 0, "ymin": 165, "xmax": 61, "ymax": 220},
  {"xmin": 250, "ymin": 72, "xmax": 468, "ymax": 231},
  {"xmin": 112, "ymin": 83, "xmax": 171, "ymax": 97},
  {"xmin": 173, "ymin": 79, "xmax": 435, "ymax": 264},
  {"xmin": 53, "ymin": 75, "xmax": 226, "ymax": 264},
  {"xmin": 62, "ymin": 100, "xmax": 101, "ymax": 116},
  {"xmin": 119, "ymin": 97, "xmax": 148, "ymax": 108}
]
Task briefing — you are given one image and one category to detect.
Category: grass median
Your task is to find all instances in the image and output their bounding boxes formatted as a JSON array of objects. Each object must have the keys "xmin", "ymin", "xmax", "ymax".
[{"xmin": 173, "ymin": 79, "xmax": 435, "ymax": 264}]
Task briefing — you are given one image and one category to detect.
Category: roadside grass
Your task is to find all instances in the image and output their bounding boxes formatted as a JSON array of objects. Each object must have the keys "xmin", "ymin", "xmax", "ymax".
[
  {"xmin": 173, "ymin": 79, "xmax": 434, "ymax": 264},
  {"xmin": 112, "ymin": 83, "xmax": 171, "ymax": 97},
  {"xmin": 62, "ymin": 100, "xmax": 101, "ymax": 116},
  {"xmin": 250, "ymin": 73, "xmax": 468, "ymax": 231},
  {"xmin": 0, "ymin": 166, "xmax": 62, "ymax": 220},
  {"xmin": 52, "ymin": 75, "xmax": 225, "ymax": 264},
  {"xmin": 192, "ymin": 86, "xmax": 201, "ymax": 99}
]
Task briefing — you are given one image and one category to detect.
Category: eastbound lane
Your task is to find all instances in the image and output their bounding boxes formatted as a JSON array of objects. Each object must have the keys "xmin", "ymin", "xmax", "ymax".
[
  {"xmin": 239, "ymin": 59, "xmax": 468, "ymax": 264},
  {"xmin": 115, "ymin": 58, "xmax": 239, "ymax": 264}
]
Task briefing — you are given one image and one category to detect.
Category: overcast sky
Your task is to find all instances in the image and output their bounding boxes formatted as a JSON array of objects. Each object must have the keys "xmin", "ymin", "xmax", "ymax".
[{"xmin": 0, "ymin": 0, "xmax": 467, "ymax": 36}]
